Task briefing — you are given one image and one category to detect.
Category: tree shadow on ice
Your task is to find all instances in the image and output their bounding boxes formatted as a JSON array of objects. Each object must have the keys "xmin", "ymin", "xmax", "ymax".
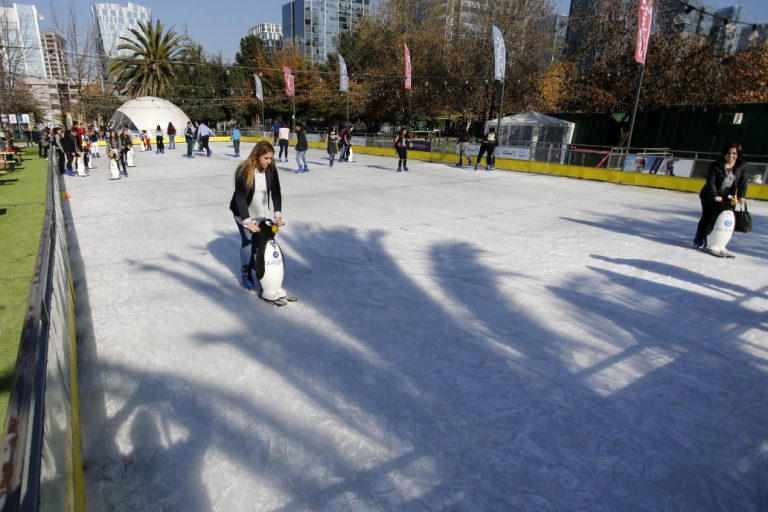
[
  {"xmin": 82, "ymin": 222, "xmax": 768, "ymax": 511},
  {"xmin": 561, "ymin": 204, "xmax": 768, "ymax": 261}
]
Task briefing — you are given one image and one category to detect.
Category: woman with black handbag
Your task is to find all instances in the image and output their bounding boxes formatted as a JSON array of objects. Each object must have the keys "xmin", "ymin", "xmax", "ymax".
[{"xmin": 693, "ymin": 143, "xmax": 748, "ymax": 249}]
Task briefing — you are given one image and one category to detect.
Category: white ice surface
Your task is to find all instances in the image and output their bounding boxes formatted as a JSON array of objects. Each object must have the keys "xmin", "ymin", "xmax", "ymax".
[{"xmin": 64, "ymin": 144, "xmax": 768, "ymax": 511}]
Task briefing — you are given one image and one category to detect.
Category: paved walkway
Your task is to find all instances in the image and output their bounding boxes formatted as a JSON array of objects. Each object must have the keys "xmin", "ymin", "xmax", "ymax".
[{"xmin": 65, "ymin": 142, "xmax": 768, "ymax": 511}]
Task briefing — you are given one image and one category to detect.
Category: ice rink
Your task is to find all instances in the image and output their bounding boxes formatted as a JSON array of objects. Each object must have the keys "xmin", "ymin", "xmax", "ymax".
[{"xmin": 64, "ymin": 142, "xmax": 768, "ymax": 511}]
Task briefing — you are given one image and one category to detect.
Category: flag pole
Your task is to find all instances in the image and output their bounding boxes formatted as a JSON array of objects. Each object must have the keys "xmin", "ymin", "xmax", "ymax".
[
  {"xmin": 496, "ymin": 75, "xmax": 505, "ymax": 136},
  {"xmin": 626, "ymin": 63, "xmax": 645, "ymax": 151},
  {"xmin": 626, "ymin": 0, "xmax": 654, "ymax": 152}
]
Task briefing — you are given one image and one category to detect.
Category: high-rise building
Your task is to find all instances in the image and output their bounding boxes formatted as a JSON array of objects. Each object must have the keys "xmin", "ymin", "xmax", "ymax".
[
  {"xmin": 0, "ymin": 3, "xmax": 46, "ymax": 78},
  {"xmin": 92, "ymin": 2, "xmax": 151, "ymax": 75},
  {"xmin": 41, "ymin": 31, "xmax": 69, "ymax": 80},
  {"xmin": 282, "ymin": 0, "xmax": 378, "ymax": 64},
  {"xmin": 248, "ymin": 23, "xmax": 284, "ymax": 59}
]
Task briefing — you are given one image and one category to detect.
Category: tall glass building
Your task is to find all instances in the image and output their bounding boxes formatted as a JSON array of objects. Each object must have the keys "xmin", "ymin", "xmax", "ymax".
[
  {"xmin": 282, "ymin": 0, "xmax": 379, "ymax": 64},
  {"xmin": 248, "ymin": 23, "xmax": 284, "ymax": 59},
  {"xmin": 92, "ymin": 2, "xmax": 152, "ymax": 75},
  {"xmin": 0, "ymin": 3, "xmax": 46, "ymax": 78}
]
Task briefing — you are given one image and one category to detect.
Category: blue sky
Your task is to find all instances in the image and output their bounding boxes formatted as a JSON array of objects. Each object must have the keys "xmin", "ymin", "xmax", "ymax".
[{"xmin": 34, "ymin": 0, "xmax": 768, "ymax": 62}]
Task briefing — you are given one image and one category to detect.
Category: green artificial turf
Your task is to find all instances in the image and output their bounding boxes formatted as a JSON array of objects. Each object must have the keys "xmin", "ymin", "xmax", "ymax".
[{"xmin": 0, "ymin": 151, "xmax": 48, "ymax": 424}]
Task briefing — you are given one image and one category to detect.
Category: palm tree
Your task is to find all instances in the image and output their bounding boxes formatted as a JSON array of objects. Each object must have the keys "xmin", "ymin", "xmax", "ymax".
[{"xmin": 109, "ymin": 20, "xmax": 184, "ymax": 98}]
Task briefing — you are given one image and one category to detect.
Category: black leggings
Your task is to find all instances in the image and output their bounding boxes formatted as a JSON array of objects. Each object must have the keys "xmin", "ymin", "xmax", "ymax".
[
  {"xmin": 396, "ymin": 146, "xmax": 407, "ymax": 167},
  {"xmin": 696, "ymin": 198, "xmax": 731, "ymax": 238},
  {"xmin": 476, "ymin": 143, "xmax": 495, "ymax": 167}
]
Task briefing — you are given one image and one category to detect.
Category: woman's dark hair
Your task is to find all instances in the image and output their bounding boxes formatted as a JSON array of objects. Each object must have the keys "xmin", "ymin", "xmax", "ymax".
[{"xmin": 721, "ymin": 142, "xmax": 743, "ymax": 164}]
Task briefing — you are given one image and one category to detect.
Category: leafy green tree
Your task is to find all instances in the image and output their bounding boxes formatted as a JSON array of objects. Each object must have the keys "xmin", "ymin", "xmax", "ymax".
[{"xmin": 109, "ymin": 20, "xmax": 184, "ymax": 98}]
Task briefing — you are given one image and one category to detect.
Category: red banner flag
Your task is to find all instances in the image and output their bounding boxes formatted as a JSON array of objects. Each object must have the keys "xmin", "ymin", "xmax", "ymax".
[
  {"xmin": 404, "ymin": 44, "xmax": 412, "ymax": 90},
  {"xmin": 282, "ymin": 65, "xmax": 295, "ymax": 97},
  {"xmin": 635, "ymin": 0, "xmax": 654, "ymax": 64}
]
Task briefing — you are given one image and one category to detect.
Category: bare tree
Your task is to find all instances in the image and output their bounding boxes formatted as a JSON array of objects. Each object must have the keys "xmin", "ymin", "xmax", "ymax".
[
  {"xmin": 49, "ymin": 0, "xmax": 101, "ymax": 124},
  {"xmin": 0, "ymin": 1, "xmax": 44, "ymax": 131}
]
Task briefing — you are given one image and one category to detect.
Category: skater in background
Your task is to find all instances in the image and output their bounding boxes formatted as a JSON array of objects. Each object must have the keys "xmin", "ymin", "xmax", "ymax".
[
  {"xmin": 294, "ymin": 122, "xmax": 308, "ymax": 173},
  {"xmin": 41, "ymin": 127, "xmax": 50, "ymax": 159},
  {"xmin": 231, "ymin": 125, "xmax": 241, "ymax": 157},
  {"xmin": 272, "ymin": 119, "xmax": 281, "ymax": 144},
  {"xmin": 340, "ymin": 127, "xmax": 353, "ymax": 162},
  {"xmin": 229, "ymin": 141, "xmax": 284, "ymax": 291},
  {"xmin": 167, "ymin": 122, "xmax": 176, "ymax": 149},
  {"xmin": 325, "ymin": 126, "xmax": 338, "ymax": 167},
  {"xmin": 277, "ymin": 123, "xmax": 290, "ymax": 162},
  {"xmin": 456, "ymin": 128, "xmax": 471, "ymax": 167},
  {"xmin": 198, "ymin": 122, "xmax": 214, "ymax": 157},
  {"xmin": 184, "ymin": 121, "xmax": 195, "ymax": 158},
  {"xmin": 61, "ymin": 127, "xmax": 78, "ymax": 175},
  {"xmin": 52, "ymin": 127, "xmax": 65, "ymax": 174},
  {"xmin": 693, "ymin": 143, "xmax": 748, "ymax": 249},
  {"xmin": 474, "ymin": 127, "xmax": 497, "ymax": 171},
  {"xmin": 107, "ymin": 129, "xmax": 127, "ymax": 176},
  {"xmin": 394, "ymin": 126, "xmax": 410, "ymax": 172},
  {"xmin": 119, "ymin": 127, "xmax": 133, "ymax": 177},
  {"xmin": 155, "ymin": 125, "xmax": 165, "ymax": 154},
  {"xmin": 88, "ymin": 127, "xmax": 100, "ymax": 160}
]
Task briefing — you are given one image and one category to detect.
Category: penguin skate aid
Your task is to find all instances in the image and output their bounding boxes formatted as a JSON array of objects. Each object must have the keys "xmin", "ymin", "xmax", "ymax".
[
  {"xmin": 253, "ymin": 219, "xmax": 297, "ymax": 306},
  {"xmin": 229, "ymin": 141, "xmax": 297, "ymax": 306}
]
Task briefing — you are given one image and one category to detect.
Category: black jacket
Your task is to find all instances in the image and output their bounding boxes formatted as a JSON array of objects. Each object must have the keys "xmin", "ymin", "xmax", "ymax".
[
  {"xmin": 699, "ymin": 160, "xmax": 748, "ymax": 202},
  {"xmin": 61, "ymin": 133, "xmax": 78, "ymax": 153},
  {"xmin": 229, "ymin": 165, "xmax": 282, "ymax": 219},
  {"xmin": 295, "ymin": 131, "xmax": 308, "ymax": 152}
]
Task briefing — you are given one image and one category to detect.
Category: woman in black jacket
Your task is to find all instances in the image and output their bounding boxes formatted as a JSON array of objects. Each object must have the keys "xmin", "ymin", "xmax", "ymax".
[
  {"xmin": 229, "ymin": 141, "xmax": 283, "ymax": 290},
  {"xmin": 693, "ymin": 143, "xmax": 748, "ymax": 248}
]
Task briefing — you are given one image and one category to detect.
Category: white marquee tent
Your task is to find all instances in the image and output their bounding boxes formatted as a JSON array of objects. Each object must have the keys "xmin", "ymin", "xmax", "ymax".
[{"xmin": 109, "ymin": 96, "xmax": 190, "ymax": 135}]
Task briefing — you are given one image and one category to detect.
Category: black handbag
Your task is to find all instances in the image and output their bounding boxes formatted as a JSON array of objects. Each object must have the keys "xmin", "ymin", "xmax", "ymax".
[{"xmin": 734, "ymin": 203, "xmax": 752, "ymax": 233}]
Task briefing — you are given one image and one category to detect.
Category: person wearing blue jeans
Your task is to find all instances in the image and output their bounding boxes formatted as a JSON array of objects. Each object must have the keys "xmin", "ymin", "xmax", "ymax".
[
  {"xmin": 184, "ymin": 122, "xmax": 195, "ymax": 158},
  {"xmin": 294, "ymin": 123, "xmax": 308, "ymax": 173},
  {"xmin": 231, "ymin": 125, "xmax": 241, "ymax": 157}
]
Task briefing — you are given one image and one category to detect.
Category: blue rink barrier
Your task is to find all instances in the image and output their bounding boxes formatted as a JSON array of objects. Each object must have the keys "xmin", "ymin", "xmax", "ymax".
[{"xmin": 0, "ymin": 155, "xmax": 85, "ymax": 511}]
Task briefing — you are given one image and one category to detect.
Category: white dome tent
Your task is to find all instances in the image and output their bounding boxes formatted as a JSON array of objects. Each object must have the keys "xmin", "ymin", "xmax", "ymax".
[
  {"xmin": 108, "ymin": 96, "xmax": 190, "ymax": 135},
  {"xmin": 485, "ymin": 111, "xmax": 575, "ymax": 162}
]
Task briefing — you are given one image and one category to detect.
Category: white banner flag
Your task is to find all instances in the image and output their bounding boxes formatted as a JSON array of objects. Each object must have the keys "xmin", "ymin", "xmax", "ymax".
[
  {"xmin": 492, "ymin": 25, "xmax": 506, "ymax": 81},
  {"xmin": 339, "ymin": 55, "xmax": 349, "ymax": 92},
  {"xmin": 253, "ymin": 74, "xmax": 263, "ymax": 101},
  {"xmin": 404, "ymin": 44, "xmax": 412, "ymax": 90}
]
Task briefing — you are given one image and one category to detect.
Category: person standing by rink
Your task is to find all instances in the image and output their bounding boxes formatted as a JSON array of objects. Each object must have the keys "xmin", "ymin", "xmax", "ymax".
[
  {"xmin": 184, "ymin": 121, "xmax": 195, "ymax": 158},
  {"xmin": 119, "ymin": 127, "xmax": 133, "ymax": 177},
  {"xmin": 107, "ymin": 129, "xmax": 126, "ymax": 178},
  {"xmin": 474, "ymin": 127, "xmax": 497, "ymax": 171},
  {"xmin": 455, "ymin": 128, "xmax": 471, "ymax": 167},
  {"xmin": 277, "ymin": 124, "xmax": 290, "ymax": 162},
  {"xmin": 167, "ymin": 122, "xmax": 176, "ymax": 149},
  {"xmin": 230, "ymin": 125, "xmax": 241, "ymax": 157},
  {"xmin": 198, "ymin": 122, "xmax": 214, "ymax": 157},
  {"xmin": 693, "ymin": 143, "xmax": 748, "ymax": 249},
  {"xmin": 88, "ymin": 127, "xmax": 100, "ymax": 160},
  {"xmin": 229, "ymin": 141, "xmax": 284, "ymax": 291},
  {"xmin": 325, "ymin": 126, "xmax": 338, "ymax": 167},
  {"xmin": 61, "ymin": 127, "xmax": 78, "ymax": 175},
  {"xmin": 51, "ymin": 127, "xmax": 65, "ymax": 174},
  {"xmin": 155, "ymin": 125, "xmax": 165, "ymax": 154},
  {"xmin": 394, "ymin": 126, "xmax": 410, "ymax": 172},
  {"xmin": 294, "ymin": 122, "xmax": 309, "ymax": 173}
]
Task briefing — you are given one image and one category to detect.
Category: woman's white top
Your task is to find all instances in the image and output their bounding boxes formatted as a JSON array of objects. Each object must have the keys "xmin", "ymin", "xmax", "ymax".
[{"xmin": 248, "ymin": 171, "xmax": 270, "ymax": 221}]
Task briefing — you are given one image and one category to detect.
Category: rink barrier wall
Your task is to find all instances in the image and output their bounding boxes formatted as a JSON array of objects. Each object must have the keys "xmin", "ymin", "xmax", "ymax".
[
  {"xmin": 97, "ymin": 136, "xmax": 768, "ymax": 199},
  {"xmin": 320, "ymin": 140, "xmax": 768, "ymax": 200},
  {"xmin": 0, "ymin": 154, "xmax": 86, "ymax": 512}
]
